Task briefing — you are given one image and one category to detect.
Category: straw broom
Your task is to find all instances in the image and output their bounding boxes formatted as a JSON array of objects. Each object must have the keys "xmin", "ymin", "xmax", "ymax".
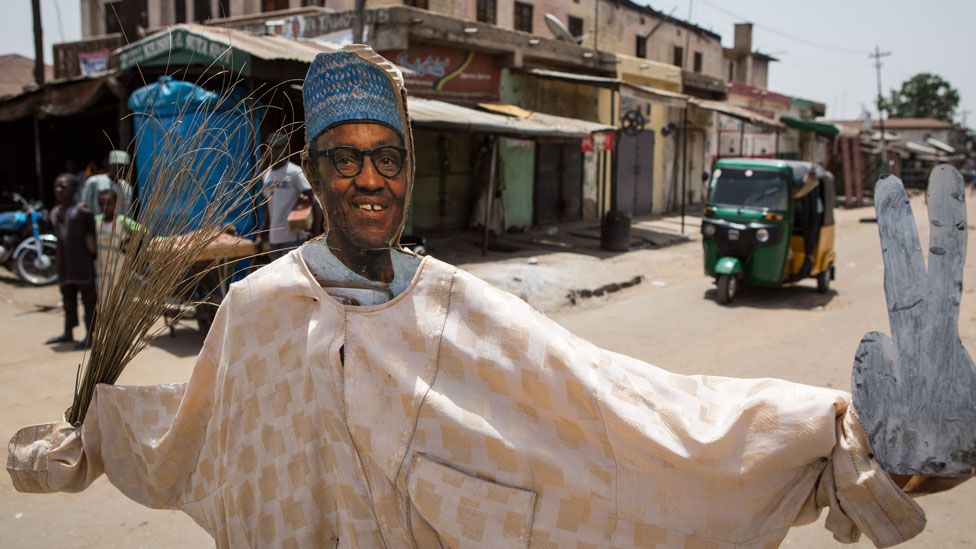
[{"xmin": 66, "ymin": 71, "xmax": 300, "ymax": 425}]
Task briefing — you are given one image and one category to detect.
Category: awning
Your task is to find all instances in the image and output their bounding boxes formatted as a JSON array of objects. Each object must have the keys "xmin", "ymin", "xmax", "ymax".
[
  {"xmin": 779, "ymin": 116, "xmax": 840, "ymax": 136},
  {"xmin": 477, "ymin": 102, "xmax": 614, "ymax": 135},
  {"xmin": 0, "ymin": 71, "xmax": 118, "ymax": 122},
  {"xmin": 689, "ymin": 98, "xmax": 785, "ymax": 130},
  {"xmin": 924, "ymin": 136, "xmax": 956, "ymax": 154},
  {"xmin": 114, "ymin": 24, "xmax": 340, "ymax": 76},
  {"xmin": 518, "ymin": 68, "xmax": 690, "ymax": 109},
  {"xmin": 905, "ymin": 140, "xmax": 941, "ymax": 157},
  {"xmin": 408, "ymin": 97, "xmax": 611, "ymax": 138}
]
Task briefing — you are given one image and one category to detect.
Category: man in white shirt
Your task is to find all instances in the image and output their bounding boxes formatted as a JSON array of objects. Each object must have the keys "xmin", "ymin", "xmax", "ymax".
[
  {"xmin": 258, "ymin": 130, "xmax": 318, "ymax": 260},
  {"xmin": 80, "ymin": 150, "xmax": 133, "ymax": 216}
]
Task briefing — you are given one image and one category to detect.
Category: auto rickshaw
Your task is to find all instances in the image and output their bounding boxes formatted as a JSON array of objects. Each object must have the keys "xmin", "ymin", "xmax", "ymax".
[{"xmin": 701, "ymin": 159, "xmax": 836, "ymax": 304}]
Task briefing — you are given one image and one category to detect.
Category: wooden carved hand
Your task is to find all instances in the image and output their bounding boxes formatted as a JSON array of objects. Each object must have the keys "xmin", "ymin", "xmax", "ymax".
[{"xmin": 852, "ymin": 165, "xmax": 976, "ymax": 476}]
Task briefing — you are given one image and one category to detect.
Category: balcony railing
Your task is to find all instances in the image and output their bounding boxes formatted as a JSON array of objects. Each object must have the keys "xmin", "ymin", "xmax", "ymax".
[{"xmin": 53, "ymin": 34, "xmax": 124, "ymax": 79}]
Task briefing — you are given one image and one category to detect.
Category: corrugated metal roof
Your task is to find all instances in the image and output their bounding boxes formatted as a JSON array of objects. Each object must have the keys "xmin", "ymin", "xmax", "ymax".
[
  {"xmin": 905, "ymin": 140, "xmax": 940, "ymax": 156},
  {"xmin": 519, "ymin": 68, "xmax": 690, "ymax": 108},
  {"xmin": 924, "ymin": 136, "xmax": 955, "ymax": 154},
  {"xmin": 114, "ymin": 24, "xmax": 341, "ymax": 72},
  {"xmin": 477, "ymin": 102, "xmax": 613, "ymax": 135},
  {"xmin": 690, "ymin": 98, "xmax": 785, "ymax": 130},
  {"xmin": 874, "ymin": 118, "xmax": 954, "ymax": 130},
  {"xmin": 408, "ymin": 97, "xmax": 610, "ymax": 138}
]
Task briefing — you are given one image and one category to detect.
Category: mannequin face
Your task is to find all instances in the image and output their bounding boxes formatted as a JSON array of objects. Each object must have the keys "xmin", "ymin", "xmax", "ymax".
[{"xmin": 306, "ymin": 122, "xmax": 408, "ymax": 253}]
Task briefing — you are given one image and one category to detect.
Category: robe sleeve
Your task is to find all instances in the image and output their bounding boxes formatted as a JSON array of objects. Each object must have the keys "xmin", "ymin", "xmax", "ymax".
[
  {"xmin": 7, "ymin": 294, "xmax": 227, "ymax": 511},
  {"xmin": 595, "ymin": 356, "xmax": 928, "ymax": 548}
]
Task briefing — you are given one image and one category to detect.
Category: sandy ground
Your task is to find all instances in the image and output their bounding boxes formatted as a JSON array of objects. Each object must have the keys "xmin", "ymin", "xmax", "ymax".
[{"xmin": 1, "ymin": 194, "xmax": 974, "ymax": 547}]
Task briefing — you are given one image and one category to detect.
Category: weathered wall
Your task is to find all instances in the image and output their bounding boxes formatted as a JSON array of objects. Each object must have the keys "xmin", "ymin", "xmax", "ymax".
[
  {"xmin": 410, "ymin": 129, "xmax": 476, "ymax": 232},
  {"xmin": 499, "ymin": 137, "xmax": 535, "ymax": 229}
]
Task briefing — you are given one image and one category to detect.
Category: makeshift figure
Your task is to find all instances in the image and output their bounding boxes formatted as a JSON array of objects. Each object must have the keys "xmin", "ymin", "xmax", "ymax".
[
  {"xmin": 45, "ymin": 173, "xmax": 97, "ymax": 349},
  {"xmin": 9, "ymin": 46, "xmax": 973, "ymax": 548}
]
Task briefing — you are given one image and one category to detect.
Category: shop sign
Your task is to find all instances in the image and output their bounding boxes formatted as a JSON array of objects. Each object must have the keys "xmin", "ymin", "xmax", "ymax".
[
  {"xmin": 78, "ymin": 50, "xmax": 109, "ymax": 75},
  {"xmin": 381, "ymin": 44, "xmax": 499, "ymax": 101},
  {"xmin": 591, "ymin": 131, "xmax": 615, "ymax": 151},
  {"xmin": 227, "ymin": 9, "xmax": 391, "ymax": 39}
]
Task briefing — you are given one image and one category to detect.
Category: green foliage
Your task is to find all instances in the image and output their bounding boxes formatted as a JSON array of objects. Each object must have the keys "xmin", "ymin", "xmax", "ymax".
[{"xmin": 882, "ymin": 73, "xmax": 960, "ymax": 122}]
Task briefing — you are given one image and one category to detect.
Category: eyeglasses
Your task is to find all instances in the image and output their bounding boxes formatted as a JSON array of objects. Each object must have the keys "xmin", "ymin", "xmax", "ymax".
[{"xmin": 312, "ymin": 146, "xmax": 408, "ymax": 178}]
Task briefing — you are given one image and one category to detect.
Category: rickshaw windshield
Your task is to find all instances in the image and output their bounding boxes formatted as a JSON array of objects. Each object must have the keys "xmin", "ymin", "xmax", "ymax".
[{"xmin": 710, "ymin": 168, "xmax": 789, "ymax": 211}]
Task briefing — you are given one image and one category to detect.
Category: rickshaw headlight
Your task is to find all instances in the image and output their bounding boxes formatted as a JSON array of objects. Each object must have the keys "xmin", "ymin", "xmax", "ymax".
[
  {"xmin": 755, "ymin": 228, "xmax": 770, "ymax": 243},
  {"xmin": 703, "ymin": 223, "xmax": 716, "ymax": 237}
]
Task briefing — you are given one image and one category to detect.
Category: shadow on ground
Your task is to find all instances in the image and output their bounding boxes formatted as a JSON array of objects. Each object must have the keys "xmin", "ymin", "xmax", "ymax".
[
  {"xmin": 702, "ymin": 284, "xmax": 838, "ymax": 310},
  {"xmin": 149, "ymin": 325, "xmax": 205, "ymax": 358},
  {"xmin": 428, "ymin": 221, "xmax": 694, "ymax": 267}
]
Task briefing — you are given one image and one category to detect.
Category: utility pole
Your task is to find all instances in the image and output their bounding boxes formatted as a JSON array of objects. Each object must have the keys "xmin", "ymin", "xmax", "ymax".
[
  {"xmin": 31, "ymin": 0, "xmax": 44, "ymax": 202},
  {"xmin": 31, "ymin": 0, "xmax": 44, "ymax": 86},
  {"xmin": 352, "ymin": 0, "xmax": 367, "ymax": 44},
  {"xmin": 870, "ymin": 45, "xmax": 892, "ymax": 175}
]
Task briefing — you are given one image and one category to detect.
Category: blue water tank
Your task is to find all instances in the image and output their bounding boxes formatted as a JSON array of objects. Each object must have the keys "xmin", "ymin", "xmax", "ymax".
[{"xmin": 127, "ymin": 76, "xmax": 263, "ymax": 238}]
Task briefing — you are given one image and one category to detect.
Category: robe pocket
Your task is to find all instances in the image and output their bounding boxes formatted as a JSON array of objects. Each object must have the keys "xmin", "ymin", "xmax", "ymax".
[{"xmin": 407, "ymin": 453, "xmax": 537, "ymax": 548}]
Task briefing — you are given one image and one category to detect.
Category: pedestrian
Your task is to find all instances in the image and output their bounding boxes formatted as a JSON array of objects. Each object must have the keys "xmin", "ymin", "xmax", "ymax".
[
  {"xmin": 80, "ymin": 150, "xmax": 133, "ymax": 216},
  {"xmin": 95, "ymin": 188, "xmax": 142, "ymax": 293},
  {"xmin": 257, "ymin": 130, "xmax": 317, "ymax": 261},
  {"xmin": 45, "ymin": 173, "xmax": 97, "ymax": 349}
]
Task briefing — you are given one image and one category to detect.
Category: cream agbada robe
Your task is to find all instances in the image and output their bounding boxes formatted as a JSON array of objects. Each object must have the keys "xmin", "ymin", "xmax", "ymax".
[{"xmin": 9, "ymin": 252, "xmax": 925, "ymax": 548}]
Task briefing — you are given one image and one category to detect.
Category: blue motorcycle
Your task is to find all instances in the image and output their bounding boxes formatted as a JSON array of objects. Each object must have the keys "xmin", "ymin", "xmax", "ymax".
[{"xmin": 0, "ymin": 193, "xmax": 58, "ymax": 285}]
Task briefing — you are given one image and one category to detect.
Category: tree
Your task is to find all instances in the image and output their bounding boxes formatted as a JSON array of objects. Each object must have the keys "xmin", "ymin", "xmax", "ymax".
[{"xmin": 883, "ymin": 73, "xmax": 960, "ymax": 122}]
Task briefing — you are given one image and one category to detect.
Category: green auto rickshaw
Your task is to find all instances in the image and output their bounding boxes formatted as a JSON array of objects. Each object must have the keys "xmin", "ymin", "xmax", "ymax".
[{"xmin": 701, "ymin": 159, "xmax": 836, "ymax": 304}]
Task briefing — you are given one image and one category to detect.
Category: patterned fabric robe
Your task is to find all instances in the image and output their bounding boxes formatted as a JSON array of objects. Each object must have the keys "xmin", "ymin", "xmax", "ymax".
[{"xmin": 8, "ymin": 252, "xmax": 926, "ymax": 548}]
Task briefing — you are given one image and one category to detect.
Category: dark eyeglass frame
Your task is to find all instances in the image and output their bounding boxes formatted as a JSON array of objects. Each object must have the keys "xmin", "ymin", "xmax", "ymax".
[{"xmin": 310, "ymin": 146, "xmax": 408, "ymax": 178}]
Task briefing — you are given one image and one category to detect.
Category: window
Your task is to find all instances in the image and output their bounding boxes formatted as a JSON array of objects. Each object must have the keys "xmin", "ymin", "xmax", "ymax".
[
  {"xmin": 175, "ymin": 0, "xmax": 186, "ymax": 24},
  {"xmin": 262, "ymin": 0, "xmax": 288, "ymax": 11},
  {"xmin": 567, "ymin": 15, "xmax": 583, "ymax": 39},
  {"xmin": 476, "ymin": 0, "xmax": 496, "ymax": 24},
  {"xmin": 693, "ymin": 52, "xmax": 703, "ymax": 73},
  {"xmin": 514, "ymin": 2, "xmax": 533, "ymax": 33},
  {"xmin": 105, "ymin": 1, "xmax": 122, "ymax": 34},
  {"xmin": 301, "ymin": 0, "xmax": 325, "ymax": 5},
  {"xmin": 218, "ymin": 0, "xmax": 230, "ymax": 17},
  {"xmin": 194, "ymin": 0, "xmax": 211, "ymax": 21},
  {"xmin": 635, "ymin": 35, "xmax": 647, "ymax": 58},
  {"xmin": 728, "ymin": 61, "xmax": 734, "ymax": 80},
  {"xmin": 105, "ymin": 0, "xmax": 148, "ymax": 33},
  {"xmin": 672, "ymin": 46, "xmax": 684, "ymax": 68},
  {"xmin": 405, "ymin": 0, "xmax": 429, "ymax": 8}
]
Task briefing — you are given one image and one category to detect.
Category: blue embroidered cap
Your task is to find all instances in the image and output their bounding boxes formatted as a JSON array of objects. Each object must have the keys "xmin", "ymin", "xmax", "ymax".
[{"xmin": 303, "ymin": 49, "xmax": 407, "ymax": 144}]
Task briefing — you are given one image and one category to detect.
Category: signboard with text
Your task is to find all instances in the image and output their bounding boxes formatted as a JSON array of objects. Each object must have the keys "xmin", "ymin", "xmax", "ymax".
[{"xmin": 381, "ymin": 45, "xmax": 499, "ymax": 102}]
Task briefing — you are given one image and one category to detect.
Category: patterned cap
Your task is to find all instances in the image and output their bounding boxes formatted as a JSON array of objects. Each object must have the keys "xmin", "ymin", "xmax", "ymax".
[{"xmin": 302, "ymin": 47, "xmax": 407, "ymax": 144}]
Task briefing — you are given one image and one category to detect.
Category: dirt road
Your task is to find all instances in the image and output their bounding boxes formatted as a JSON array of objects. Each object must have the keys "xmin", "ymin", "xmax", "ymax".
[{"xmin": 1, "ymin": 194, "xmax": 973, "ymax": 547}]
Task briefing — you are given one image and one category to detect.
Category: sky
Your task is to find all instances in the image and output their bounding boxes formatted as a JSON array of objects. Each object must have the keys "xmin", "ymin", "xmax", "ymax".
[{"xmin": 1, "ymin": 0, "xmax": 973, "ymax": 125}]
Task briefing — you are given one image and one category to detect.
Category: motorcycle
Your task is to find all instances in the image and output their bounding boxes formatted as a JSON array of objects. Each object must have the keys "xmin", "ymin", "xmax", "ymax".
[{"xmin": 0, "ymin": 193, "xmax": 58, "ymax": 285}]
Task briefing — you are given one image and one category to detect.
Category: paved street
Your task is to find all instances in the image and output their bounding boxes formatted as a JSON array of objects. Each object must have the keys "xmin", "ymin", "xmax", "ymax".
[{"xmin": 1, "ymin": 194, "xmax": 974, "ymax": 547}]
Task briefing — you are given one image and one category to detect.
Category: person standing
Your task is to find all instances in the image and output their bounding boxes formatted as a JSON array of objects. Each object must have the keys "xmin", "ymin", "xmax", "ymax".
[
  {"xmin": 80, "ymin": 150, "xmax": 133, "ymax": 216},
  {"xmin": 257, "ymin": 131, "xmax": 317, "ymax": 261},
  {"xmin": 94, "ymin": 188, "xmax": 142, "ymax": 293},
  {"xmin": 46, "ymin": 173, "xmax": 97, "ymax": 350}
]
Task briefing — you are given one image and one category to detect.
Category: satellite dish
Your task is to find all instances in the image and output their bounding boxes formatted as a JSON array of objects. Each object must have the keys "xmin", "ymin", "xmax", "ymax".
[{"xmin": 544, "ymin": 14, "xmax": 580, "ymax": 44}]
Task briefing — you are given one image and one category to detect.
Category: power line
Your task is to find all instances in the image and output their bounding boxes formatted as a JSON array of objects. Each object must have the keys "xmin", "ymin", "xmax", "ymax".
[{"xmin": 696, "ymin": 0, "xmax": 871, "ymax": 56}]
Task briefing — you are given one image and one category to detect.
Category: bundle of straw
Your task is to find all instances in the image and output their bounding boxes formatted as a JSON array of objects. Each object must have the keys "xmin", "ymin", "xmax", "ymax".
[{"xmin": 66, "ymin": 73, "xmax": 295, "ymax": 425}]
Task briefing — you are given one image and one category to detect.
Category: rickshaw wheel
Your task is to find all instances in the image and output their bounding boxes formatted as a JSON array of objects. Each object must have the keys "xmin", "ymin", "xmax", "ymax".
[
  {"xmin": 717, "ymin": 274, "xmax": 737, "ymax": 304},
  {"xmin": 816, "ymin": 266, "xmax": 832, "ymax": 294}
]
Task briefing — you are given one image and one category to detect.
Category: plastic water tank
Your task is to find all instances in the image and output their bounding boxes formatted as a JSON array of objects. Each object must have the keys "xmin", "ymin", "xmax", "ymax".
[{"xmin": 601, "ymin": 210, "xmax": 631, "ymax": 251}]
